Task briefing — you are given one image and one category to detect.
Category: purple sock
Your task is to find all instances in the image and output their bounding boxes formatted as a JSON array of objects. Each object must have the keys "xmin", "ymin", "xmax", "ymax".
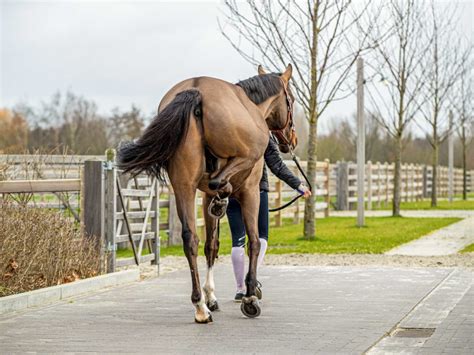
[
  {"xmin": 257, "ymin": 238, "xmax": 268, "ymax": 268},
  {"xmin": 231, "ymin": 246, "xmax": 245, "ymax": 291}
]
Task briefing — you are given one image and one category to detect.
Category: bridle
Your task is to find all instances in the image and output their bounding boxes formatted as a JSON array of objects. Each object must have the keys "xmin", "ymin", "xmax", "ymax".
[
  {"xmin": 270, "ymin": 82, "xmax": 296, "ymax": 148},
  {"xmin": 268, "ymin": 81, "xmax": 312, "ymax": 213}
]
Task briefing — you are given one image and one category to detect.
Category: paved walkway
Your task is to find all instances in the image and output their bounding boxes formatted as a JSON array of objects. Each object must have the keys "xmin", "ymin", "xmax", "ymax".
[
  {"xmin": 331, "ymin": 210, "xmax": 474, "ymax": 218},
  {"xmin": 385, "ymin": 217, "xmax": 474, "ymax": 256},
  {"xmin": 0, "ymin": 265, "xmax": 472, "ymax": 354}
]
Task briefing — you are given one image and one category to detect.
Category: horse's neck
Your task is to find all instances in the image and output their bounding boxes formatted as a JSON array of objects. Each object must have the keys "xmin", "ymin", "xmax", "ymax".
[{"xmin": 255, "ymin": 95, "xmax": 280, "ymax": 126}]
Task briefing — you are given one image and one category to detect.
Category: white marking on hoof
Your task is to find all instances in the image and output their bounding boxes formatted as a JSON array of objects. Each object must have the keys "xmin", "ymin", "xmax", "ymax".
[
  {"xmin": 203, "ymin": 267, "xmax": 218, "ymax": 310},
  {"xmin": 242, "ymin": 295, "xmax": 258, "ymax": 304},
  {"xmin": 194, "ymin": 294, "xmax": 212, "ymax": 323}
]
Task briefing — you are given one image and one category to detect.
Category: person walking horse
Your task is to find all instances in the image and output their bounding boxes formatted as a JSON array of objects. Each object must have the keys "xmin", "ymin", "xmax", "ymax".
[
  {"xmin": 228, "ymin": 135, "xmax": 311, "ymax": 301},
  {"xmin": 118, "ymin": 64, "xmax": 297, "ymax": 323}
]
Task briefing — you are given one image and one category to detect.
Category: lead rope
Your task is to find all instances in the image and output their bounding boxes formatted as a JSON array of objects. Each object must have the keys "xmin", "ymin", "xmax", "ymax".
[{"xmin": 268, "ymin": 147, "xmax": 312, "ymax": 213}]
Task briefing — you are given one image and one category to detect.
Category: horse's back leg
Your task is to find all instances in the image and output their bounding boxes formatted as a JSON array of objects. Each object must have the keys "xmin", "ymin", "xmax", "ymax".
[
  {"xmin": 168, "ymin": 120, "xmax": 211, "ymax": 323},
  {"xmin": 202, "ymin": 193, "xmax": 220, "ymax": 311}
]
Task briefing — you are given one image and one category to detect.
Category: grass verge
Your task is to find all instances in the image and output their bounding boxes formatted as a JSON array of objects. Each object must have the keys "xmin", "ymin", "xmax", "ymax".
[
  {"xmin": 460, "ymin": 243, "xmax": 474, "ymax": 253},
  {"xmin": 117, "ymin": 216, "xmax": 460, "ymax": 258},
  {"xmin": 374, "ymin": 199, "xmax": 474, "ymax": 210}
]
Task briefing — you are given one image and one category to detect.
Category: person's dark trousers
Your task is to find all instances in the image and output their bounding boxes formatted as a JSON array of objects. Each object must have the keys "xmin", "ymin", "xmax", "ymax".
[{"xmin": 227, "ymin": 190, "xmax": 269, "ymax": 247}]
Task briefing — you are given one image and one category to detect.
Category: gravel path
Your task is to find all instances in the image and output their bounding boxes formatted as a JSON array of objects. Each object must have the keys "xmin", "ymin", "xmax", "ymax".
[
  {"xmin": 125, "ymin": 209, "xmax": 474, "ymax": 279},
  {"xmin": 130, "ymin": 253, "xmax": 474, "ymax": 280}
]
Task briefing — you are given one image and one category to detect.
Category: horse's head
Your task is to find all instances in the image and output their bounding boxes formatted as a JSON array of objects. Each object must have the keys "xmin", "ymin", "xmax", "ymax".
[{"xmin": 258, "ymin": 64, "xmax": 297, "ymax": 154}]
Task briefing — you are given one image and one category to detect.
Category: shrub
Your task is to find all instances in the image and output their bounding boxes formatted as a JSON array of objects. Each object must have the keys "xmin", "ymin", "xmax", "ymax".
[{"xmin": 0, "ymin": 201, "xmax": 101, "ymax": 297}]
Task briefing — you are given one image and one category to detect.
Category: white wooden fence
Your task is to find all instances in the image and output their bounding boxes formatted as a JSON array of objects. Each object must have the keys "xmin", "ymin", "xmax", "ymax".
[
  {"xmin": 335, "ymin": 161, "xmax": 473, "ymax": 210},
  {"xmin": 1, "ymin": 154, "xmax": 472, "ymax": 216}
]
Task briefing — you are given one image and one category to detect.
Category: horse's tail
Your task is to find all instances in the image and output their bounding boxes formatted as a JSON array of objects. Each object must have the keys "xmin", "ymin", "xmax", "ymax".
[{"xmin": 117, "ymin": 89, "xmax": 202, "ymax": 182}]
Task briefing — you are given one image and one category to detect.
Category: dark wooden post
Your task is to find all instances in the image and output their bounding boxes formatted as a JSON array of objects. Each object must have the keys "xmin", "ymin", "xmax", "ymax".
[
  {"xmin": 336, "ymin": 162, "xmax": 349, "ymax": 211},
  {"xmin": 168, "ymin": 192, "xmax": 182, "ymax": 246},
  {"xmin": 324, "ymin": 159, "xmax": 330, "ymax": 217},
  {"xmin": 83, "ymin": 160, "xmax": 104, "ymax": 247}
]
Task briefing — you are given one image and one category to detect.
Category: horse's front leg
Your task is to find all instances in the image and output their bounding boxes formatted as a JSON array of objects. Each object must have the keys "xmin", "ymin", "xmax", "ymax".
[
  {"xmin": 174, "ymin": 186, "xmax": 212, "ymax": 324},
  {"xmin": 202, "ymin": 193, "xmax": 220, "ymax": 312},
  {"xmin": 237, "ymin": 187, "xmax": 262, "ymax": 318}
]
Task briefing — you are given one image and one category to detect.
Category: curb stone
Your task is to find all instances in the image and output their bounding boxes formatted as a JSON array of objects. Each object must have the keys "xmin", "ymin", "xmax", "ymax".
[{"xmin": 0, "ymin": 269, "xmax": 140, "ymax": 316}]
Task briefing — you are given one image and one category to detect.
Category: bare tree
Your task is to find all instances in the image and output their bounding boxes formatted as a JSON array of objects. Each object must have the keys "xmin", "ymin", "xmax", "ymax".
[
  {"xmin": 107, "ymin": 105, "xmax": 145, "ymax": 147},
  {"xmin": 451, "ymin": 50, "xmax": 473, "ymax": 200},
  {"xmin": 362, "ymin": 0, "xmax": 429, "ymax": 216},
  {"xmin": 220, "ymin": 0, "xmax": 376, "ymax": 239},
  {"xmin": 418, "ymin": 1, "xmax": 470, "ymax": 207},
  {"xmin": 23, "ymin": 91, "xmax": 108, "ymax": 154}
]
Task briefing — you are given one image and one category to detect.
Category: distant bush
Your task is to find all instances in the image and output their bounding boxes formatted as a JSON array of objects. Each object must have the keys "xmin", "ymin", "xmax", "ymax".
[{"xmin": 0, "ymin": 201, "xmax": 101, "ymax": 297}]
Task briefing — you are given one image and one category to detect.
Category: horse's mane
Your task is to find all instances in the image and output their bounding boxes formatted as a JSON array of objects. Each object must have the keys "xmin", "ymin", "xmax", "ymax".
[{"xmin": 236, "ymin": 73, "xmax": 282, "ymax": 105}]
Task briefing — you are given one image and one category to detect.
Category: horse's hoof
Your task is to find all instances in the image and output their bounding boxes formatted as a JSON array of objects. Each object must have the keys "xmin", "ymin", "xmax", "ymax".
[
  {"xmin": 256, "ymin": 286, "xmax": 262, "ymax": 300},
  {"xmin": 208, "ymin": 179, "xmax": 220, "ymax": 190},
  {"xmin": 194, "ymin": 313, "xmax": 213, "ymax": 324},
  {"xmin": 207, "ymin": 196, "xmax": 228, "ymax": 219},
  {"xmin": 241, "ymin": 296, "xmax": 261, "ymax": 318},
  {"xmin": 207, "ymin": 300, "xmax": 219, "ymax": 312}
]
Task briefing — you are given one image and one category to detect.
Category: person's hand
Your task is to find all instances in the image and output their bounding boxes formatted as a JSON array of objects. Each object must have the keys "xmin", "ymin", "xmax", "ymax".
[{"xmin": 297, "ymin": 184, "xmax": 311, "ymax": 198}]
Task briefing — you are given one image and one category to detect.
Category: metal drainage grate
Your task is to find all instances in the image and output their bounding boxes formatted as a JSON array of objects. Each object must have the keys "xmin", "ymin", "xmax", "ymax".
[{"xmin": 392, "ymin": 328, "xmax": 436, "ymax": 338}]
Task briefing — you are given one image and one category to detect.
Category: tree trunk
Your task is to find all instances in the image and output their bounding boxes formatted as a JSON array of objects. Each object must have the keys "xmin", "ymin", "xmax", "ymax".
[
  {"xmin": 303, "ymin": 110, "xmax": 318, "ymax": 240},
  {"xmin": 303, "ymin": 1, "xmax": 319, "ymax": 240},
  {"xmin": 392, "ymin": 135, "xmax": 402, "ymax": 216},
  {"xmin": 431, "ymin": 143, "xmax": 439, "ymax": 207}
]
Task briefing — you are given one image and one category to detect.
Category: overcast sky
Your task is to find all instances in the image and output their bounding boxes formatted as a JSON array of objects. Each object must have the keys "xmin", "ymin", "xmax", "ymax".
[{"xmin": 1, "ymin": 0, "xmax": 472, "ymax": 134}]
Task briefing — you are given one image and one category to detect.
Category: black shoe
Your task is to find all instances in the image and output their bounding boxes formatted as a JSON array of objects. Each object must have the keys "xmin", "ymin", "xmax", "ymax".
[{"xmin": 234, "ymin": 291, "xmax": 245, "ymax": 302}]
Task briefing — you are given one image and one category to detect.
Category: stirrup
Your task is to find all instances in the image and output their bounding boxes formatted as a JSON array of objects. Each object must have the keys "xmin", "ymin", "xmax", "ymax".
[{"xmin": 208, "ymin": 195, "xmax": 228, "ymax": 219}]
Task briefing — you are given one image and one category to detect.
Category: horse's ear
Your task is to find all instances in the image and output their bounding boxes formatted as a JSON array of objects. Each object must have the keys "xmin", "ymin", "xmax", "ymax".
[
  {"xmin": 257, "ymin": 65, "xmax": 267, "ymax": 75},
  {"xmin": 280, "ymin": 63, "xmax": 293, "ymax": 84}
]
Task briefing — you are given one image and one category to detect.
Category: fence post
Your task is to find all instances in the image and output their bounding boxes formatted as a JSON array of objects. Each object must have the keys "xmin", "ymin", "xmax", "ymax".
[
  {"xmin": 336, "ymin": 162, "xmax": 349, "ymax": 210},
  {"xmin": 367, "ymin": 161, "xmax": 372, "ymax": 210},
  {"xmin": 151, "ymin": 179, "xmax": 160, "ymax": 274},
  {"xmin": 83, "ymin": 160, "xmax": 104, "ymax": 257},
  {"xmin": 376, "ymin": 162, "xmax": 382, "ymax": 208},
  {"xmin": 275, "ymin": 180, "xmax": 282, "ymax": 227},
  {"xmin": 415, "ymin": 164, "xmax": 420, "ymax": 201},
  {"xmin": 423, "ymin": 165, "xmax": 428, "ymax": 198},
  {"xmin": 197, "ymin": 191, "xmax": 206, "ymax": 238},
  {"xmin": 385, "ymin": 162, "xmax": 390, "ymax": 207},
  {"xmin": 104, "ymin": 152, "xmax": 117, "ymax": 273},
  {"xmin": 168, "ymin": 192, "xmax": 183, "ymax": 246},
  {"xmin": 324, "ymin": 159, "xmax": 330, "ymax": 217},
  {"xmin": 294, "ymin": 195, "xmax": 300, "ymax": 224}
]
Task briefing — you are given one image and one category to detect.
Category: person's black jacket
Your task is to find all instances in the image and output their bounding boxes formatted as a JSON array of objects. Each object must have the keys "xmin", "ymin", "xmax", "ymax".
[{"xmin": 260, "ymin": 137, "xmax": 301, "ymax": 192}]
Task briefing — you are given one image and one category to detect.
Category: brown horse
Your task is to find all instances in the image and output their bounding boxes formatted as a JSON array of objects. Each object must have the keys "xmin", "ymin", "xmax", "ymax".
[{"xmin": 118, "ymin": 64, "xmax": 296, "ymax": 323}]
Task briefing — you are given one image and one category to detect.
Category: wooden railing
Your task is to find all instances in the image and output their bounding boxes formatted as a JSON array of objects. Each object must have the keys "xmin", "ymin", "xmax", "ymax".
[
  {"xmin": 335, "ymin": 161, "xmax": 473, "ymax": 210},
  {"xmin": 1, "ymin": 155, "xmax": 332, "ymax": 272}
]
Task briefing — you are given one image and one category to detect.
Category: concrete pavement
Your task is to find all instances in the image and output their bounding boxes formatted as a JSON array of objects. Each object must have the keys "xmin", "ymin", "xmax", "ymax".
[{"xmin": 0, "ymin": 264, "xmax": 472, "ymax": 354}]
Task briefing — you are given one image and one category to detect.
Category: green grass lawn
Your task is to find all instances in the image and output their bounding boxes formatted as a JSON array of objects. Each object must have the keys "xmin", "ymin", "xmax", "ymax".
[
  {"xmin": 116, "ymin": 216, "xmax": 460, "ymax": 258},
  {"xmin": 460, "ymin": 243, "xmax": 474, "ymax": 253},
  {"xmin": 374, "ymin": 199, "xmax": 474, "ymax": 210}
]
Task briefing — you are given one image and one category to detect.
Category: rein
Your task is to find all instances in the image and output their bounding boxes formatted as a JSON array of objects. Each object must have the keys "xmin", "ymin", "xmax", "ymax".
[
  {"xmin": 268, "ymin": 147, "xmax": 312, "ymax": 212},
  {"xmin": 268, "ymin": 79, "xmax": 312, "ymax": 212}
]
